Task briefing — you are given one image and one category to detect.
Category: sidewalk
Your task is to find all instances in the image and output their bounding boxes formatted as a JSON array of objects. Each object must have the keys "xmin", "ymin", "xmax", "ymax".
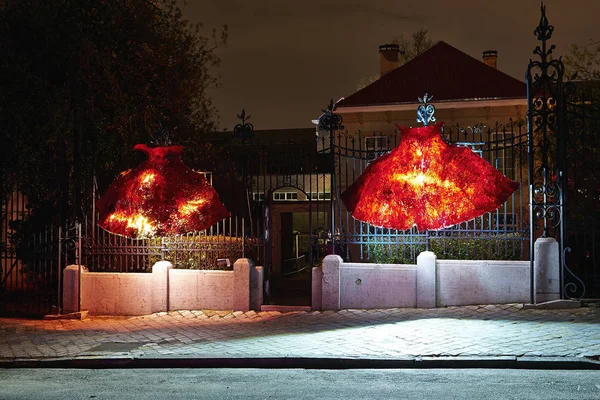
[{"xmin": 1, "ymin": 304, "xmax": 599, "ymax": 369}]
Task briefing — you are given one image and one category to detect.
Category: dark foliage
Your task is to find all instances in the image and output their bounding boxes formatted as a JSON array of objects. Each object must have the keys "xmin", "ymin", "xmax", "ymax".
[{"xmin": 0, "ymin": 0, "xmax": 234, "ymax": 224}]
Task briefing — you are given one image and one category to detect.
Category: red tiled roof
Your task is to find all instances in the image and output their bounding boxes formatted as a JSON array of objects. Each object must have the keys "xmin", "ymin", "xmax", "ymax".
[{"xmin": 337, "ymin": 41, "xmax": 526, "ymax": 108}]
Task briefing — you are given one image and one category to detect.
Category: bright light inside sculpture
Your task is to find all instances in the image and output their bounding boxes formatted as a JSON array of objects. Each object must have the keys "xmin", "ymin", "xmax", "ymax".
[
  {"xmin": 97, "ymin": 144, "xmax": 229, "ymax": 238},
  {"xmin": 178, "ymin": 198, "xmax": 207, "ymax": 216},
  {"xmin": 108, "ymin": 212, "xmax": 157, "ymax": 238},
  {"xmin": 341, "ymin": 123, "xmax": 519, "ymax": 231},
  {"xmin": 140, "ymin": 172, "xmax": 156, "ymax": 185}
]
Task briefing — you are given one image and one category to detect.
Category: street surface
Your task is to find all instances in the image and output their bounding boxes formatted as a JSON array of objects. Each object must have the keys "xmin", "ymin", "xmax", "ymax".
[{"xmin": 1, "ymin": 368, "xmax": 600, "ymax": 399}]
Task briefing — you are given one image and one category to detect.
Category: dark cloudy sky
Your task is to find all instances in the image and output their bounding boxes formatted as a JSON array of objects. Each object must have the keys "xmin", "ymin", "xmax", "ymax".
[{"xmin": 181, "ymin": 0, "xmax": 600, "ymax": 130}]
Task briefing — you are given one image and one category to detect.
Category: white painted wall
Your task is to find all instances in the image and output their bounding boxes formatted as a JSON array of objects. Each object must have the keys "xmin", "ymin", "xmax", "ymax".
[
  {"xmin": 436, "ymin": 260, "xmax": 530, "ymax": 306},
  {"xmin": 169, "ymin": 270, "xmax": 234, "ymax": 311},
  {"xmin": 316, "ymin": 249, "xmax": 544, "ymax": 310},
  {"xmin": 340, "ymin": 263, "xmax": 416, "ymax": 309},
  {"xmin": 64, "ymin": 259, "xmax": 263, "ymax": 316},
  {"xmin": 81, "ymin": 272, "xmax": 154, "ymax": 315}
]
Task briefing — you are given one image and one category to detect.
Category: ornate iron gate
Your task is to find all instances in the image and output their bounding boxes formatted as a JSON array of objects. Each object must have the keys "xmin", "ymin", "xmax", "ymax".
[
  {"xmin": 526, "ymin": 4, "xmax": 597, "ymax": 299},
  {"xmin": 0, "ymin": 190, "xmax": 78, "ymax": 316},
  {"xmin": 325, "ymin": 113, "xmax": 528, "ymax": 265},
  {"xmin": 562, "ymin": 81, "xmax": 600, "ymax": 298},
  {"xmin": 244, "ymin": 140, "xmax": 332, "ymax": 298}
]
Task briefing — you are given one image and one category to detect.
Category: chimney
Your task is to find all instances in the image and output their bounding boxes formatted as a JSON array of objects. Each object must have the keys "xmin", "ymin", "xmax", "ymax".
[
  {"xmin": 379, "ymin": 44, "xmax": 400, "ymax": 77},
  {"xmin": 482, "ymin": 50, "xmax": 498, "ymax": 69}
]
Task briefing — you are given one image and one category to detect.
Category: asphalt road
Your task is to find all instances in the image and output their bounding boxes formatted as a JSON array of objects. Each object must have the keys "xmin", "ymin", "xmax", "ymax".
[{"xmin": 1, "ymin": 368, "xmax": 600, "ymax": 399}]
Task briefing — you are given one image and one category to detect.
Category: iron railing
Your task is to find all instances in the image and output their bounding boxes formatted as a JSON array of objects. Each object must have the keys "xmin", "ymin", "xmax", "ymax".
[
  {"xmin": 82, "ymin": 214, "xmax": 245, "ymax": 272},
  {"xmin": 0, "ymin": 189, "xmax": 62, "ymax": 316},
  {"xmin": 322, "ymin": 120, "xmax": 529, "ymax": 264},
  {"xmin": 82, "ymin": 173, "xmax": 249, "ymax": 273}
]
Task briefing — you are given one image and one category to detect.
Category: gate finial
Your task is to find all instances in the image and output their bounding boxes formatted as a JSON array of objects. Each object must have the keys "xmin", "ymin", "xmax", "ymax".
[
  {"xmin": 534, "ymin": 2, "xmax": 554, "ymax": 42},
  {"xmin": 318, "ymin": 99, "xmax": 344, "ymax": 132},
  {"xmin": 417, "ymin": 93, "xmax": 436, "ymax": 126},
  {"xmin": 234, "ymin": 109, "xmax": 254, "ymax": 145}
]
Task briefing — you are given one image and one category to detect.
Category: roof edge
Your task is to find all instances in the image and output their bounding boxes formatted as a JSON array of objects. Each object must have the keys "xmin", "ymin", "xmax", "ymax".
[{"xmin": 336, "ymin": 98, "xmax": 528, "ymax": 114}]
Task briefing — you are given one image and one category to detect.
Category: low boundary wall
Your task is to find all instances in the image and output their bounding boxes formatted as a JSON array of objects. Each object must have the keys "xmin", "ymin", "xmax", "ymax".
[
  {"xmin": 63, "ymin": 239, "xmax": 560, "ymax": 313},
  {"xmin": 63, "ymin": 258, "xmax": 263, "ymax": 315},
  {"xmin": 313, "ymin": 237, "xmax": 560, "ymax": 310}
]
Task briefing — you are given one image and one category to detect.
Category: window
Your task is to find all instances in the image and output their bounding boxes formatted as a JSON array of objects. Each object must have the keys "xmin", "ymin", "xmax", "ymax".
[
  {"xmin": 252, "ymin": 192, "xmax": 266, "ymax": 202},
  {"xmin": 309, "ymin": 192, "xmax": 331, "ymax": 201},
  {"xmin": 365, "ymin": 136, "xmax": 389, "ymax": 161},
  {"xmin": 273, "ymin": 191, "xmax": 299, "ymax": 201}
]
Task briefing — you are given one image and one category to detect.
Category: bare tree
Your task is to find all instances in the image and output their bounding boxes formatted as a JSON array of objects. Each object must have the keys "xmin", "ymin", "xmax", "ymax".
[
  {"xmin": 393, "ymin": 27, "xmax": 434, "ymax": 65},
  {"xmin": 357, "ymin": 27, "xmax": 434, "ymax": 90},
  {"xmin": 564, "ymin": 40, "xmax": 600, "ymax": 80}
]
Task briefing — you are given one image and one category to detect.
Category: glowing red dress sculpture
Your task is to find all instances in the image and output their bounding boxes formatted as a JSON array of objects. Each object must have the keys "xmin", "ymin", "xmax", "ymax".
[
  {"xmin": 341, "ymin": 122, "xmax": 519, "ymax": 231},
  {"xmin": 97, "ymin": 144, "xmax": 229, "ymax": 238}
]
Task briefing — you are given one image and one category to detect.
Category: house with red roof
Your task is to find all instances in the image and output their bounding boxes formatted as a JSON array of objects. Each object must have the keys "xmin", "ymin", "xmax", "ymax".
[
  {"xmin": 311, "ymin": 41, "xmax": 529, "ymax": 267},
  {"xmin": 325, "ymin": 41, "xmax": 526, "ymax": 141}
]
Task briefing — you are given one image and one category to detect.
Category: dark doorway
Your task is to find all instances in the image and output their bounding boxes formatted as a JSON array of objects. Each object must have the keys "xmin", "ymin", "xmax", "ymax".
[
  {"xmin": 281, "ymin": 212, "xmax": 294, "ymax": 268},
  {"xmin": 267, "ymin": 207, "xmax": 314, "ymax": 306}
]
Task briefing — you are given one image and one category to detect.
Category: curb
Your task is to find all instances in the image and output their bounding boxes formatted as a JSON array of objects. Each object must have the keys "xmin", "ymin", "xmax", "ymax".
[{"xmin": 1, "ymin": 356, "xmax": 599, "ymax": 370}]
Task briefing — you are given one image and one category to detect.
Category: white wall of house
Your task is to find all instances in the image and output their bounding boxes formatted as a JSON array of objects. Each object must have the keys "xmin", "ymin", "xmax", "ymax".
[{"xmin": 336, "ymin": 101, "xmax": 527, "ymax": 136}]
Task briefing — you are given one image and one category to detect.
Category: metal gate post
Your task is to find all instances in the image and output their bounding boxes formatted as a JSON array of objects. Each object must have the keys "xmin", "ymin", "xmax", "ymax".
[
  {"xmin": 77, "ymin": 223, "xmax": 82, "ymax": 312},
  {"xmin": 57, "ymin": 225, "xmax": 63, "ymax": 315},
  {"xmin": 526, "ymin": 3, "xmax": 564, "ymax": 304},
  {"xmin": 318, "ymin": 99, "xmax": 344, "ymax": 256},
  {"xmin": 330, "ymin": 126, "xmax": 336, "ymax": 255}
]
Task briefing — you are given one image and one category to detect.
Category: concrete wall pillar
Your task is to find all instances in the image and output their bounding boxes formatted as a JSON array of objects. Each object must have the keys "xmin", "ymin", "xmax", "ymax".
[
  {"xmin": 312, "ymin": 267, "xmax": 323, "ymax": 311},
  {"xmin": 62, "ymin": 265, "xmax": 88, "ymax": 313},
  {"xmin": 416, "ymin": 251, "xmax": 437, "ymax": 308},
  {"xmin": 322, "ymin": 255, "xmax": 342, "ymax": 310},
  {"xmin": 151, "ymin": 261, "xmax": 173, "ymax": 312},
  {"xmin": 250, "ymin": 265, "xmax": 263, "ymax": 311},
  {"xmin": 234, "ymin": 258, "xmax": 254, "ymax": 311},
  {"xmin": 534, "ymin": 237, "xmax": 560, "ymax": 303}
]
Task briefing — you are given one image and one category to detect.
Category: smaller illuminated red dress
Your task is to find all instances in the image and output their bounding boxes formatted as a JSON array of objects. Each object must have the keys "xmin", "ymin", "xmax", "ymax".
[
  {"xmin": 341, "ymin": 123, "xmax": 519, "ymax": 231},
  {"xmin": 97, "ymin": 144, "xmax": 229, "ymax": 238}
]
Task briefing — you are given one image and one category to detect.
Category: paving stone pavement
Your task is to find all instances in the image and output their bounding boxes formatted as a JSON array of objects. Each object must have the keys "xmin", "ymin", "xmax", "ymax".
[{"xmin": 1, "ymin": 304, "xmax": 599, "ymax": 363}]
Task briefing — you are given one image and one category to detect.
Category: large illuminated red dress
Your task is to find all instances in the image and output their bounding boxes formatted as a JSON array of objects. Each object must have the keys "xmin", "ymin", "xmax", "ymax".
[
  {"xmin": 341, "ymin": 123, "xmax": 519, "ymax": 231},
  {"xmin": 97, "ymin": 144, "xmax": 229, "ymax": 238}
]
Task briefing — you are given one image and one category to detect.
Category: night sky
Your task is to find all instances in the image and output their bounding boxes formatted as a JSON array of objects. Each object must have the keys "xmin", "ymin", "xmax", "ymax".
[{"xmin": 182, "ymin": 0, "xmax": 600, "ymax": 130}]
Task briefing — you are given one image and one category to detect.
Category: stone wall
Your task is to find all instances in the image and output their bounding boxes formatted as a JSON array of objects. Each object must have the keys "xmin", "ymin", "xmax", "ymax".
[
  {"xmin": 314, "ymin": 238, "xmax": 560, "ymax": 309},
  {"xmin": 63, "ymin": 259, "xmax": 263, "ymax": 315}
]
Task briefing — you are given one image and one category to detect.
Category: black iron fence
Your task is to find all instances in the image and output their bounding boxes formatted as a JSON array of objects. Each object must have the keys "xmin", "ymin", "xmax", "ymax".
[
  {"xmin": 81, "ymin": 174, "xmax": 249, "ymax": 273},
  {"xmin": 324, "ymin": 120, "xmax": 529, "ymax": 264},
  {"xmin": 82, "ymin": 214, "xmax": 245, "ymax": 272},
  {"xmin": 526, "ymin": 4, "xmax": 599, "ymax": 299},
  {"xmin": 562, "ymin": 81, "xmax": 600, "ymax": 297},
  {"xmin": 0, "ymin": 190, "xmax": 62, "ymax": 316}
]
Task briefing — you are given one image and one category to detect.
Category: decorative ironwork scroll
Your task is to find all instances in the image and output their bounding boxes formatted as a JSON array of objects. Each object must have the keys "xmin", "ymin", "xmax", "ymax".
[
  {"xmin": 417, "ymin": 93, "xmax": 436, "ymax": 126},
  {"xmin": 318, "ymin": 99, "xmax": 344, "ymax": 255},
  {"xmin": 526, "ymin": 2, "xmax": 587, "ymax": 300},
  {"xmin": 234, "ymin": 109, "xmax": 254, "ymax": 144},
  {"xmin": 563, "ymin": 247, "xmax": 586, "ymax": 300},
  {"xmin": 318, "ymin": 99, "xmax": 344, "ymax": 133},
  {"xmin": 527, "ymin": 2, "xmax": 564, "ymax": 240}
]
